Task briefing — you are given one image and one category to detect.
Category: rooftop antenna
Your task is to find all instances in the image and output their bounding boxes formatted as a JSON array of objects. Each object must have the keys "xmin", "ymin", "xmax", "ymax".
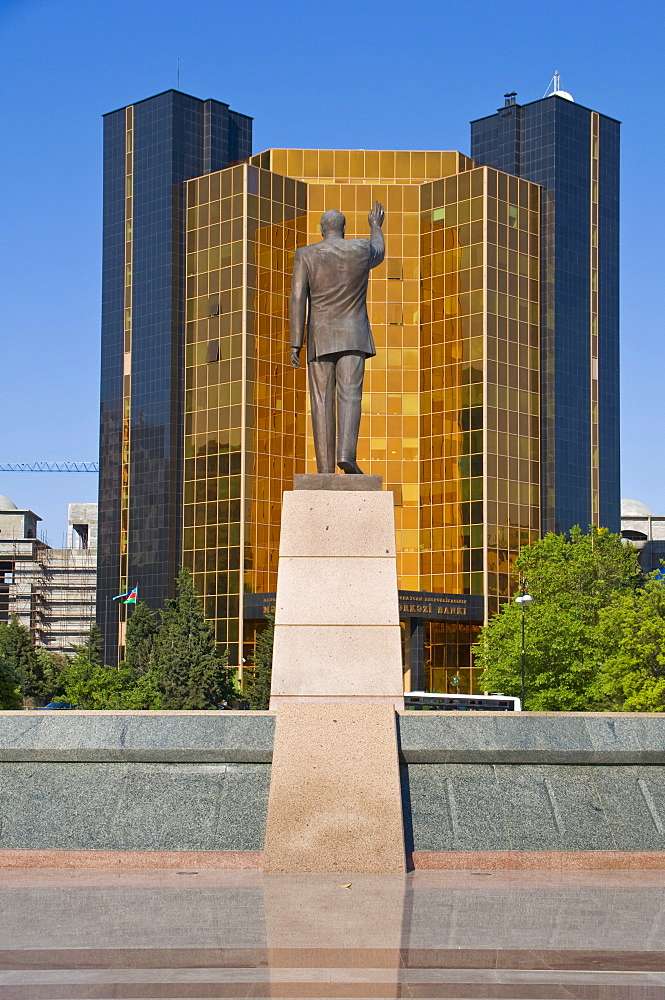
[
  {"xmin": 543, "ymin": 70, "xmax": 574, "ymax": 102},
  {"xmin": 177, "ymin": 58, "xmax": 180, "ymax": 91}
]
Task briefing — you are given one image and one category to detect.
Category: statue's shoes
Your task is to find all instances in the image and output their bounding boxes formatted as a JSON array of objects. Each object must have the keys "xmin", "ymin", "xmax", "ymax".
[{"xmin": 337, "ymin": 459, "xmax": 364, "ymax": 474}]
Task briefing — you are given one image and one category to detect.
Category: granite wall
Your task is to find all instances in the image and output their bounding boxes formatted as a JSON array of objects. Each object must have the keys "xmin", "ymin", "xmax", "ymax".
[
  {"xmin": 399, "ymin": 714, "xmax": 665, "ymax": 853},
  {"xmin": 0, "ymin": 713, "xmax": 273, "ymax": 852},
  {"xmin": 0, "ymin": 711, "xmax": 664, "ymax": 854}
]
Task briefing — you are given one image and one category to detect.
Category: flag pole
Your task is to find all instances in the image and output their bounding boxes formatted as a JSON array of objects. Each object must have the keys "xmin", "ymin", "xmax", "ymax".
[{"xmin": 117, "ymin": 590, "xmax": 122, "ymax": 670}]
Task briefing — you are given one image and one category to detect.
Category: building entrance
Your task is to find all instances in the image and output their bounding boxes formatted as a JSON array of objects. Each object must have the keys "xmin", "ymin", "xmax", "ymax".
[
  {"xmin": 424, "ymin": 620, "xmax": 482, "ymax": 694},
  {"xmin": 244, "ymin": 590, "xmax": 484, "ymax": 695}
]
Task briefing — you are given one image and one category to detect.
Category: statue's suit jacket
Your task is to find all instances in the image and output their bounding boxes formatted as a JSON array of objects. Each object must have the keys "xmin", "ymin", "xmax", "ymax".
[{"xmin": 290, "ymin": 233, "xmax": 384, "ymax": 362}]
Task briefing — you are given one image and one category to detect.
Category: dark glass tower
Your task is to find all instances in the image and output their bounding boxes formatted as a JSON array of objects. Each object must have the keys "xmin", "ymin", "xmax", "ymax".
[
  {"xmin": 98, "ymin": 90, "xmax": 252, "ymax": 664},
  {"xmin": 471, "ymin": 93, "xmax": 620, "ymax": 535}
]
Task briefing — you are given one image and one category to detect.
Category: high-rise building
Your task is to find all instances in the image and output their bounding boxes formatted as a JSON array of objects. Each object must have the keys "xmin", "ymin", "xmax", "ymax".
[
  {"xmin": 471, "ymin": 88, "xmax": 620, "ymax": 534},
  {"xmin": 102, "ymin": 132, "xmax": 541, "ymax": 692},
  {"xmin": 98, "ymin": 91, "xmax": 252, "ymax": 664},
  {"xmin": 98, "ymin": 87, "xmax": 619, "ymax": 693}
]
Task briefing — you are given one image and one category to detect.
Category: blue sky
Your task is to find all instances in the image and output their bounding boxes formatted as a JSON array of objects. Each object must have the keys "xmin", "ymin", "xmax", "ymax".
[{"xmin": 0, "ymin": 0, "xmax": 663, "ymax": 540}]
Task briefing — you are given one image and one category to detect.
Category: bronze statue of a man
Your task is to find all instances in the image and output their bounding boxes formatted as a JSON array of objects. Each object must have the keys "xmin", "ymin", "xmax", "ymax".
[{"xmin": 289, "ymin": 201, "xmax": 385, "ymax": 474}]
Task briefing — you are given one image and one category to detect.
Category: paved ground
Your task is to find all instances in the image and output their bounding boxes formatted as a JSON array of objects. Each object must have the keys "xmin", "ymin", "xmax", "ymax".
[{"xmin": 1, "ymin": 868, "xmax": 664, "ymax": 998}]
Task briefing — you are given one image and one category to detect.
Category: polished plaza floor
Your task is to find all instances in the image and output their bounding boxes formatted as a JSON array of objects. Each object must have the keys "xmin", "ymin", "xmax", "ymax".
[{"xmin": 1, "ymin": 868, "xmax": 664, "ymax": 999}]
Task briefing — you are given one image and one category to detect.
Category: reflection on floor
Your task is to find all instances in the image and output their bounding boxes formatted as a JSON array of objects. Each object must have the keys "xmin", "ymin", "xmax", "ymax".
[{"xmin": 1, "ymin": 869, "xmax": 664, "ymax": 998}]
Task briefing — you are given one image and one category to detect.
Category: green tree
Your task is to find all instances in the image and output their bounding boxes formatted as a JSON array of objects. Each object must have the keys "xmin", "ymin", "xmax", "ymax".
[
  {"xmin": 59, "ymin": 647, "xmax": 139, "ymax": 709},
  {"xmin": 124, "ymin": 601, "xmax": 158, "ymax": 674},
  {"xmin": 0, "ymin": 655, "xmax": 22, "ymax": 708},
  {"xmin": 246, "ymin": 613, "xmax": 274, "ymax": 710},
  {"xmin": 154, "ymin": 568, "xmax": 235, "ymax": 709},
  {"xmin": 0, "ymin": 616, "xmax": 42, "ymax": 699},
  {"xmin": 594, "ymin": 577, "xmax": 665, "ymax": 711},
  {"xmin": 476, "ymin": 526, "xmax": 643, "ymax": 710},
  {"xmin": 84, "ymin": 622, "xmax": 103, "ymax": 666},
  {"xmin": 129, "ymin": 663, "xmax": 163, "ymax": 709},
  {"xmin": 35, "ymin": 649, "xmax": 69, "ymax": 703}
]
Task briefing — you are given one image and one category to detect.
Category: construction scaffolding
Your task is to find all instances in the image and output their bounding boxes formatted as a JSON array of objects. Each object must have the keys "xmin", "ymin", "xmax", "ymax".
[
  {"xmin": 0, "ymin": 499, "xmax": 97, "ymax": 655},
  {"xmin": 35, "ymin": 545, "xmax": 97, "ymax": 652}
]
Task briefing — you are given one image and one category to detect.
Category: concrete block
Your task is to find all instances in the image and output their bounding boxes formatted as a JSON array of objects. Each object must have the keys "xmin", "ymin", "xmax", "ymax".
[
  {"xmin": 583, "ymin": 715, "xmax": 665, "ymax": 761},
  {"xmin": 271, "ymin": 487, "xmax": 403, "ymax": 708},
  {"xmin": 271, "ymin": 625, "xmax": 403, "ymax": 699},
  {"xmin": 493, "ymin": 764, "xmax": 617, "ymax": 851},
  {"xmin": 397, "ymin": 712, "xmax": 665, "ymax": 764},
  {"xmin": 405, "ymin": 763, "xmax": 509, "ymax": 852},
  {"xmin": 404, "ymin": 762, "xmax": 665, "ymax": 852},
  {"xmin": 0, "ymin": 711, "xmax": 275, "ymax": 763},
  {"xmin": 594, "ymin": 765, "xmax": 665, "ymax": 850},
  {"xmin": 279, "ymin": 490, "xmax": 396, "ymax": 557},
  {"xmin": 0, "ymin": 762, "xmax": 270, "ymax": 851},
  {"xmin": 294, "ymin": 474, "xmax": 382, "ymax": 491},
  {"xmin": 263, "ymin": 703, "xmax": 406, "ymax": 872},
  {"xmin": 275, "ymin": 557, "xmax": 399, "ymax": 626}
]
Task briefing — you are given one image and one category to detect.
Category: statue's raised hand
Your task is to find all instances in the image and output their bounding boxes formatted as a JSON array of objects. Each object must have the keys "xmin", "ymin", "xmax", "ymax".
[{"xmin": 368, "ymin": 201, "xmax": 385, "ymax": 229}]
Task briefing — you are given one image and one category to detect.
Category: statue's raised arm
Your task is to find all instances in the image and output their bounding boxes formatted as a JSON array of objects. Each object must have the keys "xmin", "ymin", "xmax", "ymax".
[{"xmin": 367, "ymin": 200, "xmax": 385, "ymax": 270}]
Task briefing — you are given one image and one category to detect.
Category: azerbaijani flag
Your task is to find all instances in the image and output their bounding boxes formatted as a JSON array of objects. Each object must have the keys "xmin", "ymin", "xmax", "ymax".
[{"xmin": 113, "ymin": 586, "xmax": 138, "ymax": 603}]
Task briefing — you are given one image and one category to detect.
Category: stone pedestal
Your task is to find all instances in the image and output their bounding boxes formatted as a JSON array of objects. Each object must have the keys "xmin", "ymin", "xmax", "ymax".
[
  {"xmin": 269, "ymin": 476, "xmax": 404, "ymax": 709},
  {"xmin": 263, "ymin": 702, "xmax": 406, "ymax": 873},
  {"xmin": 264, "ymin": 475, "xmax": 406, "ymax": 872}
]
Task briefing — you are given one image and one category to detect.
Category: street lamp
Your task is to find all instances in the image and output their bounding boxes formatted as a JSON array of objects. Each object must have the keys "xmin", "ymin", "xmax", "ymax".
[{"xmin": 514, "ymin": 592, "xmax": 533, "ymax": 710}]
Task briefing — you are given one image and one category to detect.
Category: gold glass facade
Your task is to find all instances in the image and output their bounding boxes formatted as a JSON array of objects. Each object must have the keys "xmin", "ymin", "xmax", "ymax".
[
  {"xmin": 118, "ymin": 105, "xmax": 134, "ymax": 651},
  {"xmin": 252, "ymin": 149, "xmax": 473, "ymax": 592},
  {"xmin": 426, "ymin": 621, "xmax": 481, "ymax": 695},
  {"xmin": 421, "ymin": 167, "xmax": 541, "ymax": 620},
  {"xmin": 184, "ymin": 165, "xmax": 308, "ymax": 670},
  {"xmin": 184, "ymin": 150, "xmax": 541, "ymax": 691}
]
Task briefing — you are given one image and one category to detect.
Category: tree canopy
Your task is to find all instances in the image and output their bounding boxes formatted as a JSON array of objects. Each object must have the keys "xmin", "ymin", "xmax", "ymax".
[
  {"xmin": 58, "ymin": 648, "xmax": 141, "ymax": 710},
  {"xmin": 153, "ymin": 568, "xmax": 235, "ymax": 709},
  {"xmin": 475, "ymin": 526, "xmax": 646, "ymax": 711},
  {"xmin": 245, "ymin": 613, "xmax": 274, "ymax": 710},
  {"xmin": 0, "ymin": 570, "xmax": 235, "ymax": 710},
  {"xmin": 594, "ymin": 577, "xmax": 665, "ymax": 711},
  {"xmin": 0, "ymin": 616, "xmax": 43, "ymax": 699},
  {"xmin": 124, "ymin": 601, "xmax": 158, "ymax": 675},
  {"xmin": 0, "ymin": 651, "xmax": 22, "ymax": 709},
  {"xmin": 60, "ymin": 571, "xmax": 236, "ymax": 709}
]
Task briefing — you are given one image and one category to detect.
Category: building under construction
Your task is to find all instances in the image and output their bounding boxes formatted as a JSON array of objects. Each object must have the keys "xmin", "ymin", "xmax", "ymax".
[{"xmin": 0, "ymin": 497, "xmax": 97, "ymax": 654}]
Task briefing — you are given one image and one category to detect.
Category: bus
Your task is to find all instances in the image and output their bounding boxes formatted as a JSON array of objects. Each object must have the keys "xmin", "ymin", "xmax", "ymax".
[{"xmin": 403, "ymin": 692, "xmax": 522, "ymax": 712}]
